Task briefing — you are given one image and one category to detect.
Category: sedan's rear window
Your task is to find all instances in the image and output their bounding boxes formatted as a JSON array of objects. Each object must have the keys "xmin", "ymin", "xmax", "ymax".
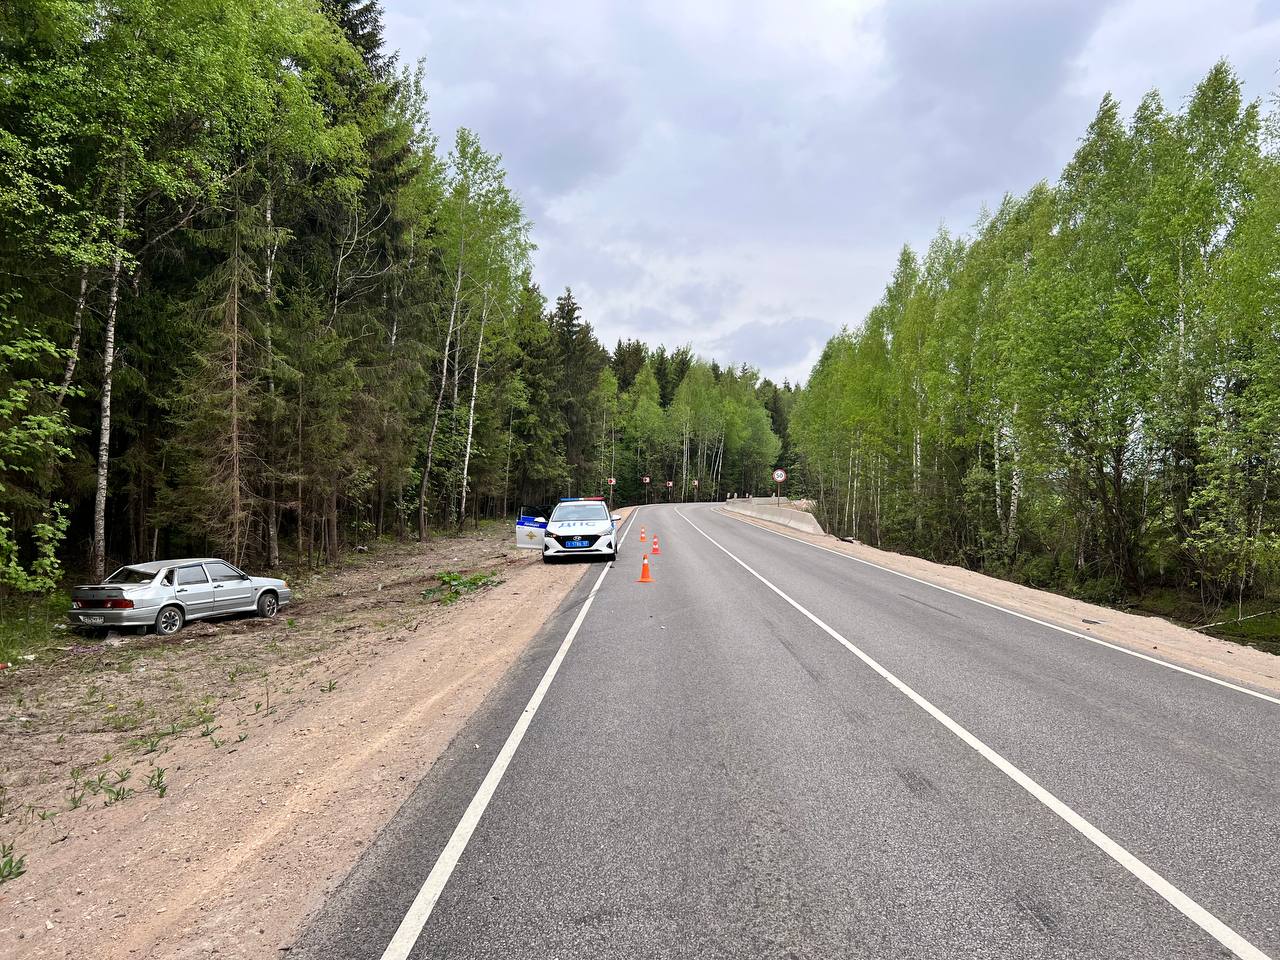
[
  {"xmin": 550, "ymin": 502, "xmax": 609, "ymax": 522},
  {"xmin": 104, "ymin": 567, "xmax": 156, "ymax": 585}
]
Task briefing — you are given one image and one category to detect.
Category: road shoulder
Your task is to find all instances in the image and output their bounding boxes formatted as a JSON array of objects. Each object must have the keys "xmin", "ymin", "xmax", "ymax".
[
  {"xmin": 0, "ymin": 528, "xmax": 600, "ymax": 959},
  {"xmin": 718, "ymin": 509, "xmax": 1280, "ymax": 698}
]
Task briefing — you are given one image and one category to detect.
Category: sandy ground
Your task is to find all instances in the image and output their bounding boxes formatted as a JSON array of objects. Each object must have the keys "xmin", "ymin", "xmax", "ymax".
[
  {"xmin": 0, "ymin": 522, "xmax": 600, "ymax": 958},
  {"xmin": 725, "ymin": 510, "xmax": 1280, "ymax": 697}
]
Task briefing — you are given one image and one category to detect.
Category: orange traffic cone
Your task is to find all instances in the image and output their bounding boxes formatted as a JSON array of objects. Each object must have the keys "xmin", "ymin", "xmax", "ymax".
[
  {"xmin": 639, "ymin": 526, "xmax": 647, "ymax": 542},
  {"xmin": 637, "ymin": 553, "xmax": 654, "ymax": 583},
  {"xmin": 650, "ymin": 535, "xmax": 661, "ymax": 555}
]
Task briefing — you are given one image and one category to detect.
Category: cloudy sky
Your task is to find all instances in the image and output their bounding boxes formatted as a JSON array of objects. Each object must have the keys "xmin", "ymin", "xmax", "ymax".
[{"xmin": 382, "ymin": 0, "xmax": 1280, "ymax": 384}]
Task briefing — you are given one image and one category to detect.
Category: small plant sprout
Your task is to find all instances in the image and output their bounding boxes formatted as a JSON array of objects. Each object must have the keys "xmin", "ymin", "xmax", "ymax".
[
  {"xmin": 102, "ymin": 783, "xmax": 134, "ymax": 805},
  {"xmin": 322, "ymin": 679, "xmax": 337, "ymax": 693},
  {"xmin": 0, "ymin": 842, "xmax": 25, "ymax": 883},
  {"xmin": 146, "ymin": 768, "xmax": 168, "ymax": 798}
]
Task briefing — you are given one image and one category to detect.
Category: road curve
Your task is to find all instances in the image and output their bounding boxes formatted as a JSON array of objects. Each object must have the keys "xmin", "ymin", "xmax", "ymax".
[{"xmin": 294, "ymin": 502, "xmax": 1280, "ymax": 960}]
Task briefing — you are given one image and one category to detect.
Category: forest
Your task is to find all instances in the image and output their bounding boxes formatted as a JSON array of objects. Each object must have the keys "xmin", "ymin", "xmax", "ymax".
[
  {"xmin": 0, "ymin": 0, "xmax": 786, "ymax": 605},
  {"xmin": 790, "ymin": 62, "xmax": 1280, "ymax": 628}
]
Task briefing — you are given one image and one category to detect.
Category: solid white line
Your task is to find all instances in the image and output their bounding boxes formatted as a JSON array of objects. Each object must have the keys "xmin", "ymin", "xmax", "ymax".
[
  {"xmin": 676, "ymin": 507, "xmax": 1272, "ymax": 960},
  {"xmin": 379, "ymin": 509, "xmax": 640, "ymax": 960},
  {"xmin": 714, "ymin": 507, "xmax": 1280, "ymax": 708}
]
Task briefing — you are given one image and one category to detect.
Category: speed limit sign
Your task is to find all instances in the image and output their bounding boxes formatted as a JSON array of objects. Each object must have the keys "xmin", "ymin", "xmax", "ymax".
[
  {"xmin": 772, "ymin": 468, "xmax": 787, "ymax": 483},
  {"xmin": 607, "ymin": 477, "xmax": 616, "ymax": 485}
]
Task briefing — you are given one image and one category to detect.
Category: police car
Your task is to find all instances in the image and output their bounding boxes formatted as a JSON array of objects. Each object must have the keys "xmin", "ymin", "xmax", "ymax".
[{"xmin": 515, "ymin": 498, "xmax": 621, "ymax": 562}]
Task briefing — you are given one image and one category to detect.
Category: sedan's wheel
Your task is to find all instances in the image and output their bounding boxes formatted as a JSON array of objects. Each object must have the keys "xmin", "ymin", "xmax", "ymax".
[
  {"xmin": 156, "ymin": 605, "xmax": 184, "ymax": 637},
  {"xmin": 257, "ymin": 592, "xmax": 279, "ymax": 619}
]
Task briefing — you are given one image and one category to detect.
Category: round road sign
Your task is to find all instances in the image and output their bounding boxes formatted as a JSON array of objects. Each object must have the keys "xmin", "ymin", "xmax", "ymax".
[
  {"xmin": 666, "ymin": 480, "xmax": 673, "ymax": 488},
  {"xmin": 772, "ymin": 468, "xmax": 788, "ymax": 483},
  {"xmin": 607, "ymin": 477, "xmax": 616, "ymax": 485},
  {"xmin": 642, "ymin": 475, "xmax": 650, "ymax": 484}
]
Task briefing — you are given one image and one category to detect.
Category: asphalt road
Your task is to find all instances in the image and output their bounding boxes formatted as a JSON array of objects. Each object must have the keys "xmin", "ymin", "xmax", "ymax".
[{"xmin": 294, "ymin": 503, "xmax": 1280, "ymax": 959}]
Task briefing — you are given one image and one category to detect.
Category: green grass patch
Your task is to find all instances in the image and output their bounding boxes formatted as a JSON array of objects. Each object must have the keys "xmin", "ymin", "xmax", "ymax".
[
  {"xmin": 0, "ymin": 591, "xmax": 69, "ymax": 663},
  {"xmin": 421, "ymin": 570, "xmax": 501, "ymax": 606}
]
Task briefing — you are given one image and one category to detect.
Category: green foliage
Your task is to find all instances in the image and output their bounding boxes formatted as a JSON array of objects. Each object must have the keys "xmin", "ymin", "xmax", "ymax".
[
  {"xmin": 0, "ymin": 841, "xmax": 25, "ymax": 884},
  {"xmin": 791, "ymin": 60, "xmax": 1279, "ymax": 619},
  {"xmin": 1, "ymin": 0, "xmax": 775, "ymax": 599},
  {"xmin": 422, "ymin": 570, "xmax": 500, "ymax": 605}
]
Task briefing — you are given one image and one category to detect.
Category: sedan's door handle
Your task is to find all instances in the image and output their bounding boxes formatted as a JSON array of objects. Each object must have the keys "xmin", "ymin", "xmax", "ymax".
[
  {"xmin": 214, "ymin": 584, "xmax": 223, "ymax": 589},
  {"xmin": 176, "ymin": 588, "xmax": 187, "ymax": 593}
]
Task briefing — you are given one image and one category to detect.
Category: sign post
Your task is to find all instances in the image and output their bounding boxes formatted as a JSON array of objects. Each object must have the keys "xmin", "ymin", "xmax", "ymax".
[
  {"xmin": 665, "ymin": 479, "xmax": 674, "ymax": 503},
  {"xmin": 772, "ymin": 468, "xmax": 787, "ymax": 505},
  {"xmin": 692, "ymin": 478, "xmax": 699, "ymax": 502},
  {"xmin": 607, "ymin": 476, "xmax": 616, "ymax": 507},
  {"xmin": 642, "ymin": 475, "xmax": 650, "ymax": 504}
]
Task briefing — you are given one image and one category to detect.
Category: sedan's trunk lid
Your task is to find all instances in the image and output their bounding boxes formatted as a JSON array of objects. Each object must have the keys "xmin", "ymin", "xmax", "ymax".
[{"xmin": 71, "ymin": 583, "xmax": 149, "ymax": 609}]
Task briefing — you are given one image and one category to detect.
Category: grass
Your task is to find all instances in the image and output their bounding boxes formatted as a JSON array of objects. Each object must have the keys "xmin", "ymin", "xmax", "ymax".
[
  {"xmin": 1133, "ymin": 587, "xmax": 1280, "ymax": 656},
  {"xmin": 421, "ymin": 570, "xmax": 501, "ymax": 605},
  {"xmin": 0, "ymin": 591, "xmax": 69, "ymax": 662},
  {"xmin": 0, "ymin": 842, "xmax": 25, "ymax": 884}
]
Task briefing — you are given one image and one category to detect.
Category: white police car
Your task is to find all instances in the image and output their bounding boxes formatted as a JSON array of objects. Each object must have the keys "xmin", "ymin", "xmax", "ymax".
[{"xmin": 516, "ymin": 498, "xmax": 621, "ymax": 562}]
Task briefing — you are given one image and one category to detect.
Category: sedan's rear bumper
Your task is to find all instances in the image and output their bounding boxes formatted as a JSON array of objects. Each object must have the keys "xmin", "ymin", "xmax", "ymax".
[{"xmin": 66, "ymin": 607, "xmax": 157, "ymax": 629}]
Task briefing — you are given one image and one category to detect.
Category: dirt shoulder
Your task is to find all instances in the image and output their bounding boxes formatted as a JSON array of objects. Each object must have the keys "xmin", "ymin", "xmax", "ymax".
[
  {"xmin": 723, "ymin": 511, "xmax": 1280, "ymax": 698},
  {"xmin": 0, "ymin": 520, "xmax": 607, "ymax": 958}
]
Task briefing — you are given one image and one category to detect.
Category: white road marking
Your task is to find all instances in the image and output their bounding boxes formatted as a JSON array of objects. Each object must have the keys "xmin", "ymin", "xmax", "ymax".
[
  {"xmin": 676, "ymin": 507, "xmax": 1272, "ymax": 960},
  {"xmin": 379, "ymin": 509, "xmax": 640, "ymax": 960},
  {"xmin": 715, "ymin": 508, "xmax": 1280, "ymax": 708}
]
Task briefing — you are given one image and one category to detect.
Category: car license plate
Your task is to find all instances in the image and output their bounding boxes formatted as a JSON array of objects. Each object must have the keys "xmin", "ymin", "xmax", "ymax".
[
  {"xmin": 565, "ymin": 539, "xmax": 590, "ymax": 548},
  {"xmin": 80, "ymin": 615, "xmax": 105, "ymax": 625}
]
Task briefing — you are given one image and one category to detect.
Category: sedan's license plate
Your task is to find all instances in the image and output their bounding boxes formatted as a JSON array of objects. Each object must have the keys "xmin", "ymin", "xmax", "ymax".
[
  {"xmin": 565, "ymin": 539, "xmax": 590, "ymax": 548},
  {"xmin": 80, "ymin": 615, "xmax": 105, "ymax": 625}
]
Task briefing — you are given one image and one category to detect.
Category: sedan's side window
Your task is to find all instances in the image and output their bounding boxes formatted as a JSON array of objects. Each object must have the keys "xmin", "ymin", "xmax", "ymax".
[
  {"xmin": 176, "ymin": 566, "xmax": 208, "ymax": 586},
  {"xmin": 205, "ymin": 562, "xmax": 244, "ymax": 583}
]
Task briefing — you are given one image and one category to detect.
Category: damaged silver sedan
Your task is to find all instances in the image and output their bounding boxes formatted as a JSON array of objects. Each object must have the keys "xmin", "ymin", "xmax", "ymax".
[{"xmin": 70, "ymin": 558, "xmax": 292, "ymax": 637}]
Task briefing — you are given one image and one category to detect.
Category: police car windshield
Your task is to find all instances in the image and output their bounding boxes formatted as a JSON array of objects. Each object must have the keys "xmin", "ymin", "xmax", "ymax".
[{"xmin": 551, "ymin": 502, "xmax": 609, "ymax": 522}]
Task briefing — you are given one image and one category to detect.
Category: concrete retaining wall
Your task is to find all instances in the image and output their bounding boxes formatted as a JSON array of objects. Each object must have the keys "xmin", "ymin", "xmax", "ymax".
[{"xmin": 721, "ymin": 498, "xmax": 825, "ymax": 535}]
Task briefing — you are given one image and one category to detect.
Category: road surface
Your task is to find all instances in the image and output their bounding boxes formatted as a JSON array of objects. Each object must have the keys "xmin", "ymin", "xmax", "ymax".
[{"xmin": 294, "ymin": 503, "xmax": 1280, "ymax": 959}]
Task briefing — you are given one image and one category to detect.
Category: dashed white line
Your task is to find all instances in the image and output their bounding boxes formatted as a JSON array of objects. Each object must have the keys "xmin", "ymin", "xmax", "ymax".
[
  {"xmin": 677, "ymin": 506, "xmax": 1272, "ymax": 960},
  {"xmin": 379, "ymin": 509, "xmax": 640, "ymax": 960},
  {"xmin": 715, "ymin": 507, "xmax": 1280, "ymax": 708}
]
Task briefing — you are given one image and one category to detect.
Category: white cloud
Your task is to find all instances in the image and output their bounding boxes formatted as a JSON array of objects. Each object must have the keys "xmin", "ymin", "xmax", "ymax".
[{"xmin": 381, "ymin": 0, "xmax": 1280, "ymax": 381}]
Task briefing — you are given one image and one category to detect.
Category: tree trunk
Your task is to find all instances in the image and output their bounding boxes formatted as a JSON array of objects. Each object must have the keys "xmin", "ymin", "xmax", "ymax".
[
  {"xmin": 325, "ymin": 486, "xmax": 339, "ymax": 565},
  {"xmin": 417, "ymin": 245, "xmax": 465, "ymax": 540},
  {"xmin": 227, "ymin": 201, "xmax": 243, "ymax": 562},
  {"xmin": 89, "ymin": 191, "xmax": 128, "ymax": 583},
  {"xmin": 457, "ymin": 287, "xmax": 488, "ymax": 525},
  {"xmin": 58, "ymin": 265, "xmax": 90, "ymax": 405}
]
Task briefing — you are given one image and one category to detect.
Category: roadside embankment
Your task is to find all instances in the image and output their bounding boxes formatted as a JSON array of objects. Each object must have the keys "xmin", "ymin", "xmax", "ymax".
[
  {"xmin": 721, "ymin": 510, "xmax": 1280, "ymax": 698},
  {"xmin": 0, "ymin": 517, "xmax": 624, "ymax": 959},
  {"xmin": 721, "ymin": 497, "xmax": 825, "ymax": 535}
]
